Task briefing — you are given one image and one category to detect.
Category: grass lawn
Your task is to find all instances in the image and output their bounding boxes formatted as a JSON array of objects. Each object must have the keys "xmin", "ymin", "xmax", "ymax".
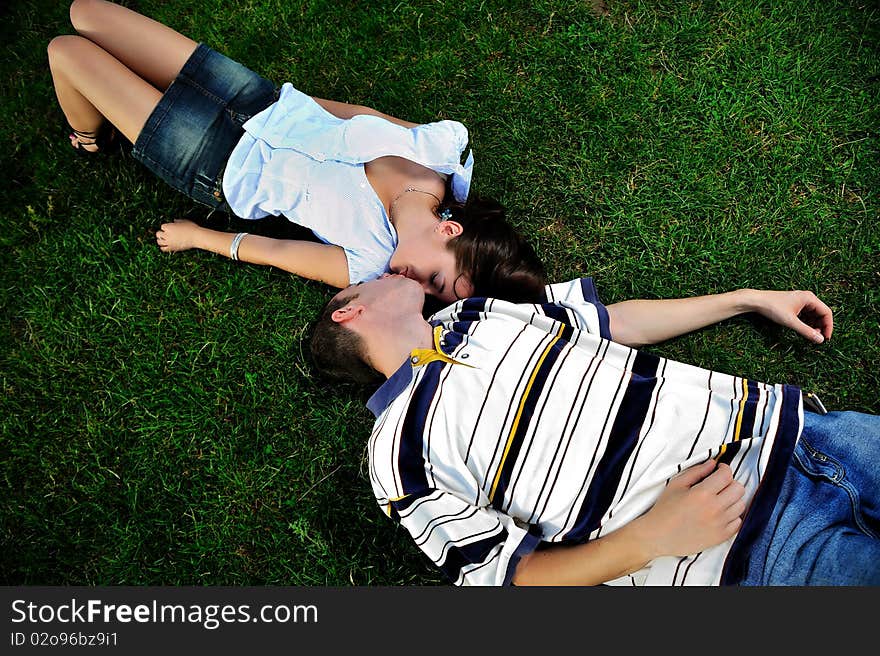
[{"xmin": 1, "ymin": 0, "xmax": 877, "ymax": 585}]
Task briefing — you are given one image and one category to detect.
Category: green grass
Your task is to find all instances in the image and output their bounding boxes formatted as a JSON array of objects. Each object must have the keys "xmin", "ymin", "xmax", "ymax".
[{"xmin": 1, "ymin": 0, "xmax": 878, "ymax": 585}]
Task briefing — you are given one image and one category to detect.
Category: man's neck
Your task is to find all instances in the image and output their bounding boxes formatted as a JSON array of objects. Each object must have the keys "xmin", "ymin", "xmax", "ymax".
[{"xmin": 369, "ymin": 318, "xmax": 434, "ymax": 378}]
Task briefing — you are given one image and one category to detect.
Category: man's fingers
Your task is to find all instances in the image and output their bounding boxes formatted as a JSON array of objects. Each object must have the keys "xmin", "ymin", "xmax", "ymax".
[
  {"xmin": 716, "ymin": 479, "xmax": 746, "ymax": 508},
  {"xmin": 671, "ymin": 459, "xmax": 716, "ymax": 488},
  {"xmin": 723, "ymin": 516, "xmax": 743, "ymax": 538},
  {"xmin": 725, "ymin": 498, "xmax": 747, "ymax": 520},
  {"xmin": 695, "ymin": 462, "xmax": 735, "ymax": 494}
]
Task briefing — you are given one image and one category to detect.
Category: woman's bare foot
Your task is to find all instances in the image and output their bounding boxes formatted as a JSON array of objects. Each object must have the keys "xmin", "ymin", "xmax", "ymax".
[{"xmin": 156, "ymin": 219, "xmax": 201, "ymax": 252}]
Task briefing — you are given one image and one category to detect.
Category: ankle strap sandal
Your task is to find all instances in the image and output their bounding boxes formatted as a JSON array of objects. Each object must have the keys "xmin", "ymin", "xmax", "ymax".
[{"xmin": 70, "ymin": 122, "xmax": 119, "ymax": 154}]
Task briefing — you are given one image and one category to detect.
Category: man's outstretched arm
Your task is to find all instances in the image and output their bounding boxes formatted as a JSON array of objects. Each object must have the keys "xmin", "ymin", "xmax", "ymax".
[
  {"xmin": 512, "ymin": 460, "xmax": 746, "ymax": 586},
  {"xmin": 605, "ymin": 288, "xmax": 834, "ymax": 348}
]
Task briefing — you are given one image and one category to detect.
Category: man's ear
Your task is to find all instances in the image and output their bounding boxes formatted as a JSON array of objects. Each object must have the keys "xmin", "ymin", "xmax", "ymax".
[
  {"xmin": 330, "ymin": 303, "xmax": 365, "ymax": 324},
  {"xmin": 436, "ymin": 220, "xmax": 464, "ymax": 239}
]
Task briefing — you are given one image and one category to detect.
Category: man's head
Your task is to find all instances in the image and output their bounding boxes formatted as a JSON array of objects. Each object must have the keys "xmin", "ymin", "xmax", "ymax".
[
  {"xmin": 309, "ymin": 274, "xmax": 428, "ymax": 383},
  {"xmin": 388, "ymin": 196, "xmax": 547, "ymax": 305}
]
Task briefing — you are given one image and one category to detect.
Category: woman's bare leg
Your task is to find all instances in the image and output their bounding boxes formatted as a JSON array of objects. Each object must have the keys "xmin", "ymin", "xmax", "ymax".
[
  {"xmin": 47, "ymin": 35, "xmax": 162, "ymax": 150},
  {"xmin": 69, "ymin": 0, "xmax": 197, "ymax": 91}
]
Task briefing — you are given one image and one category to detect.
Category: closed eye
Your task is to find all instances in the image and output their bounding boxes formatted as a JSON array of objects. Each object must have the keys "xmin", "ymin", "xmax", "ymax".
[{"xmin": 430, "ymin": 272, "xmax": 445, "ymax": 296}]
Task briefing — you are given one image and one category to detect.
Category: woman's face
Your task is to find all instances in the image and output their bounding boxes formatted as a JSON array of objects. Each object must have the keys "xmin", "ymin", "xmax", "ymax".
[{"xmin": 388, "ymin": 220, "xmax": 473, "ymax": 304}]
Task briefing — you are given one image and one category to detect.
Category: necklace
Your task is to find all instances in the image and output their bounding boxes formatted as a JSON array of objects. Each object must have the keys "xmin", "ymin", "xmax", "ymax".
[{"xmin": 388, "ymin": 187, "xmax": 442, "ymax": 224}]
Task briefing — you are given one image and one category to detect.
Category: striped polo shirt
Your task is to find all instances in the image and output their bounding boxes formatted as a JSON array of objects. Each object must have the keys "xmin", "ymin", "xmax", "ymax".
[{"xmin": 366, "ymin": 278, "xmax": 803, "ymax": 586}]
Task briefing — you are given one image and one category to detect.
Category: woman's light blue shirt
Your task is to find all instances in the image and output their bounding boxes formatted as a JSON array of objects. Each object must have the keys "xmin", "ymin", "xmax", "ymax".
[{"xmin": 222, "ymin": 83, "xmax": 474, "ymax": 284}]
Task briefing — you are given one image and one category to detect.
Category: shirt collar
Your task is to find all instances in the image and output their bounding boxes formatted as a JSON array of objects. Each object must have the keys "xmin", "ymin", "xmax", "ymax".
[
  {"xmin": 366, "ymin": 359, "xmax": 414, "ymax": 418},
  {"xmin": 366, "ymin": 326, "xmax": 468, "ymax": 418}
]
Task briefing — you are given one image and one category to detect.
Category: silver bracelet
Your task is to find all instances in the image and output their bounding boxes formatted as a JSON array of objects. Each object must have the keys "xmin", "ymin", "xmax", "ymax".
[{"xmin": 229, "ymin": 232, "xmax": 248, "ymax": 261}]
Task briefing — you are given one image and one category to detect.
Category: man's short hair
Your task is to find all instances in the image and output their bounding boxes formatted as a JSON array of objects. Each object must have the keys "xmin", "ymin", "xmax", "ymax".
[{"xmin": 309, "ymin": 293, "xmax": 384, "ymax": 384}]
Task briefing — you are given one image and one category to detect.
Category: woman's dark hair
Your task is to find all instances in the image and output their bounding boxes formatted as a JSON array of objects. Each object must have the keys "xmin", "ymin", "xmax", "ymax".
[
  {"xmin": 440, "ymin": 193, "xmax": 547, "ymax": 303},
  {"xmin": 309, "ymin": 293, "xmax": 384, "ymax": 384}
]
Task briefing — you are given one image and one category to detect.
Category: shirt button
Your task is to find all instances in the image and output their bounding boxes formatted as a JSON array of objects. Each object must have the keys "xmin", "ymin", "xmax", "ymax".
[
  {"xmin": 213, "ymin": 190, "xmax": 221, "ymax": 198},
  {"xmin": 460, "ymin": 353, "xmax": 469, "ymax": 359},
  {"xmin": 411, "ymin": 356, "xmax": 419, "ymax": 364}
]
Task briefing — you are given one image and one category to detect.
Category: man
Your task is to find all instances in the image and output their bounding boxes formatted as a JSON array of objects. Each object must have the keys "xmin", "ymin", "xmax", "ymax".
[{"xmin": 310, "ymin": 274, "xmax": 880, "ymax": 585}]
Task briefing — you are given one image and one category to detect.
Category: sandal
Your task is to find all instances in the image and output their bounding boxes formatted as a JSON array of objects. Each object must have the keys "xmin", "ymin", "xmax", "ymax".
[{"xmin": 69, "ymin": 122, "xmax": 120, "ymax": 155}]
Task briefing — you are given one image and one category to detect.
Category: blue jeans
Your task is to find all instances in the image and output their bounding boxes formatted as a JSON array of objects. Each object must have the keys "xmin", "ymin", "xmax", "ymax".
[
  {"xmin": 131, "ymin": 44, "xmax": 277, "ymax": 212},
  {"xmin": 738, "ymin": 410, "xmax": 880, "ymax": 585}
]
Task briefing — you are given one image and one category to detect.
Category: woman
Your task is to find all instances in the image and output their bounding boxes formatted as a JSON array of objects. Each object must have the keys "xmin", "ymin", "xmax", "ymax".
[{"xmin": 47, "ymin": 0, "xmax": 545, "ymax": 304}]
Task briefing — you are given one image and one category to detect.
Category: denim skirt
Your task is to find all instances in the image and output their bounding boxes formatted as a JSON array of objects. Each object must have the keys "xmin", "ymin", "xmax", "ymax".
[{"xmin": 131, "ymin": 44, "xmax": 277, "ymax": 212}]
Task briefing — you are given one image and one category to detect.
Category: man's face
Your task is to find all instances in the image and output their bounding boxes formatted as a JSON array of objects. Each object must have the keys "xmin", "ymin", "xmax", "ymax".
[
  {"xmin": 334, "ymin": 273, "xmax": 426, "ymax": 316},
  {"xmin": 388, "ymin": 222, "xmax": 473, "ymax": 304}
]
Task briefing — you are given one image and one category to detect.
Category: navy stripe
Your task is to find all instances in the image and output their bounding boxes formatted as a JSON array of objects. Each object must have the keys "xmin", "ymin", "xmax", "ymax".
[
  {"xmin": 580, "ymin": 278, "xmax": 611, "ymax": 339},
  {"xmin": 391, "ymin": 488, "xmax": 436, "ymax": 518},
  {"xmin": 631, "ymin": 350, "xmax": 661, "ymax": 377},
  {"xmin": 397, "ymin": 361, "xmax": 445, "ymax": 496},
  {"xmin": 443, "ymin": 330, "xmax": 466, "ymax": 351},
  {"xmin": 613, "ymin": 360, "xmax": 667, "ymax": 511},
  {"xmin": 491, "ymin": 336, "xmax": 567, "ymax": 509},
  {"xmin": 460, "ymin": 297, "xmax": 488, "ymax": 313},
  {"xmin": 721, "ymin": 385, "xmax": 802, "ymax": 584},
  {"xmin": 389, "ymin": 488, "xmax": 435, "ymax": 522},
  {"xmin": 552, "ymin": 347, "xmax": 632, "ymax": 542},
  {"xmin": 452, "ymin": 311, "xmax": 483, "ymax": 322},
  {"xmin": 478, "ymin": 339, "xmax": 538, "ymax": 492},
  {"xmin": 559, "ymin": 324, "xmax": 574, "ymax": 342},
  {"xmin": 504, "ymin": 525, "xmax": 544, "ymax": 586},
  {"xmin": 439, "ymin": 528, "xmax": 508, "ymax": 583},
  {"xmin": 564, "ymin": 354, "xmax": 660, "ymax": 541},
  {"xmin": 716, "ymin": 441, "xmax": 743, "ymax": 467},
  {"xmin": 578, "ymin": 277, "xmax": 601, "ymax": 305},
  {"xmin": 451, "ymin": 321, "xmax": 474, "ymax": 333},
  {"xmin": 503, "ymin": 345, "xmax": 574, "ymax": 512},
  {"xmin": 739, "ymin": 379, "xmax": 760, "ymax": 439},
  {"xmin": 465, "ymin": 325, "xmax": 530, "ymax": 476},
  {"xmin": 539, "ymin": 303, "xmax": 571, "ymax": 327},
  {"xmin": 424, "ymin": 364, "xmax": 455, "ymax": 488},
  {"xmin": 528, "ymin": 340, "xmax": 608, "ymax": 524}
]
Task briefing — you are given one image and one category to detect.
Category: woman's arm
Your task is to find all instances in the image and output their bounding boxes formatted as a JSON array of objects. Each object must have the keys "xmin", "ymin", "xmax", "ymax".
[
  {"xmin": 513, "ymin": 460, "xmax": 745, "ymax": 586},
  {"xmin": 605, "ymin": 289, "xmax": 833, "ymax": 347},
  {"xmin": 156, "ymin": 219, "xmax": 350, "ymax": 288},
  {"xmin": 311, "ymin": 97, "xmax": 420, "ymax": 129}
]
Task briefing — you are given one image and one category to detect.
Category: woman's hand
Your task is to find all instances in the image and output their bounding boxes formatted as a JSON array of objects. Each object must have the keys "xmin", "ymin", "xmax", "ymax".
[
  {"xmin": 634, "ymin": 460, "xmax": 746, "ymax": 559},
  {"xmin": 744, "ymin": 289, "xmax": 834, "ymax": 344},
  {"xmin": 155, "ymin": 219, "xmax": 202, "ymax": 252}
]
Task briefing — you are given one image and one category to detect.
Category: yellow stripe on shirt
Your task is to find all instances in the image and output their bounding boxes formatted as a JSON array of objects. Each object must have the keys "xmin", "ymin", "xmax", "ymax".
[{"xmin": 489, "ymin": 325, "xmax": 565, "ymax": 502}]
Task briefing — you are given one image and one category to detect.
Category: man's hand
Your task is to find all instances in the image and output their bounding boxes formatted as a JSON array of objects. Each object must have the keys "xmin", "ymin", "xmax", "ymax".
[
  {"xmin": 634, "ymin": 460, "xmax": 746, "ymax": 559},
  {"xmin": 513, "ymin": 459, "xmax": 748, "ymax": 585},
  {"xmin": 745, "ymin": 289, "xmax": 834, "ymax": 344},
  {"xmin": 156, "ymin": 218, "xmax": 201, "ymax": 252}
]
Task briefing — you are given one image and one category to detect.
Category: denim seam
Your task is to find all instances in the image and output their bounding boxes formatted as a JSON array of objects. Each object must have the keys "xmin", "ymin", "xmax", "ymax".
[
  {"xmin": 132, "ymin": 89, "xmax": 170, "ymax": 161},
  {"xmin": 797, "ymin": 437, "xmax": 879, "ymax": 540},
  {"xmin": 178, "ymin": 74, "xmax": 228, "ymax": 109},
  {"xmin": 176, "ymin": 75, "xmax": 257, "ymax": 127},
  {"xmin": 134, "ymin": 108, "xmax": 182, "ymax": 182}
]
